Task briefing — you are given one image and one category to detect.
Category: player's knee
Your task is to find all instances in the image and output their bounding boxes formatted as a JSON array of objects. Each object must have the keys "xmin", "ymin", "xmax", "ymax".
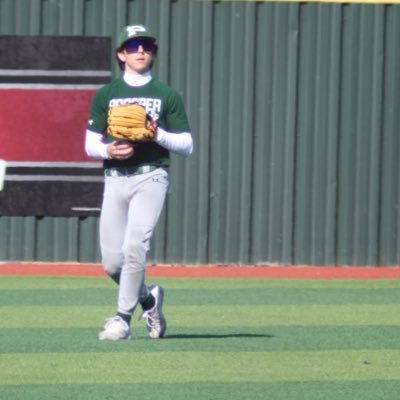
[
  {"xmin": 123, "ymin": 226, "xmax": 152, "ymax": 266},
  {"xmin": 124, "ymin": 240, "xmax": 148, "ymax": 267},
  {"xmin": 102, "ymin": 253, "xmax": 123, "ymax": 277}
]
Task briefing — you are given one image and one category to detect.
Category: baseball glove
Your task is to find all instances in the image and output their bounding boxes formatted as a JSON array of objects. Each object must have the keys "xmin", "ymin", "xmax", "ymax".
[{"xmin": 107, "ymin": 104, "xmax": 156, "ymax": 141}]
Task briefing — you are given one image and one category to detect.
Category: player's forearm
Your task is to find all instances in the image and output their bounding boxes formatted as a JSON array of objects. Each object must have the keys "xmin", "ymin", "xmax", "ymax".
[
  {"xmin": 86, "ymin": 128, "xmax": 193, "ymax": 159},
  {"xmin": 85, "ymin": 129, "xmax": 109, "ymax": 159},
  {"xmin": 155, "ymin": 128, "xmax": 193, "ymax": 156}
]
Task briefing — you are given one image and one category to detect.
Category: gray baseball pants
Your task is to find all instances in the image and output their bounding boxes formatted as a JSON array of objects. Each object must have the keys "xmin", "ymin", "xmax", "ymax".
[{"xmin": 99, "ymin": 167, "xmax": 169, "ymax": 316}]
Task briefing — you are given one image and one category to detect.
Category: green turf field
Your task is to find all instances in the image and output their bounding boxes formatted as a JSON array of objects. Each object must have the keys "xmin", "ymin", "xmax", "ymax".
[{"xmin": 1, "ymin": 275, "xmax": 400, "ymax": 399}]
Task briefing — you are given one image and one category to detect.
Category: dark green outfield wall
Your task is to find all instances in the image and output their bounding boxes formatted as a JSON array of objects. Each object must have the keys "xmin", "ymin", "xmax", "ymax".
[{"xmin": 1, "ymin": 0, "xmax": 399, "ymax": 266}]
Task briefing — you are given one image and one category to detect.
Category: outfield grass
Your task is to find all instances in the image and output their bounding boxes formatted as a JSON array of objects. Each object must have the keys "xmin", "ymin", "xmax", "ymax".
[{"xmin": 0, "ymin": 276, "xmax": 400, "ymax": 399}]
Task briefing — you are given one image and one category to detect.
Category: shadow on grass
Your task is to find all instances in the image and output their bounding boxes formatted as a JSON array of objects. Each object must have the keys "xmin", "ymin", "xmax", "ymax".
[{"xmin": 166, "ymin": 333, "xmax": 274, "ymax": 339}]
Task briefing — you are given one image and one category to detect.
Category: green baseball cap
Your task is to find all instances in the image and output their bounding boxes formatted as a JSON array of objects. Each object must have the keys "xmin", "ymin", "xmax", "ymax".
[{"xmin": 117, "ymin": 24, "xmax": 157, "ymax": 49}]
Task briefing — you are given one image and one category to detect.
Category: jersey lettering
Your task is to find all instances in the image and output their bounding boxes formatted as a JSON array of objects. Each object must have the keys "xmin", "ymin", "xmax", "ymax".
[{"xmin": 109, "ymin": 97, "xmax": 162, "ymax": 120}]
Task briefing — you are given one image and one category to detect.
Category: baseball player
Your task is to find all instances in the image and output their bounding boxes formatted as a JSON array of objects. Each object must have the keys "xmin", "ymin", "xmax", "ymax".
[{"xmin": 84, "ymin": 24, "xmax": 193, "ymax": 340}]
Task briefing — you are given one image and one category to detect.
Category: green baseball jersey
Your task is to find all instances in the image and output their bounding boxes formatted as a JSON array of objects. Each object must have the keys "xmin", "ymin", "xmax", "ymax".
[{"xmin": 87, "ymin": 77, "xmax": 191, "ymax": 168}]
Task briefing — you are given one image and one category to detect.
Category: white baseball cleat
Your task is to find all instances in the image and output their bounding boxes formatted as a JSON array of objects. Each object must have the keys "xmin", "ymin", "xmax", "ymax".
[
  {"xmin": 98, "ymin": 316, "xmax": 131, "ymax": 340},
  {"xmin": 140, "ymin": 285, "xmax": 167, "ymax": 339}
]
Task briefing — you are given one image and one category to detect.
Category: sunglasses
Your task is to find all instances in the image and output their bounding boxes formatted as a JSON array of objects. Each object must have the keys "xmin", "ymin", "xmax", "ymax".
[{"xmin": 124, "ymin": 38, "xmax": 156, "ymax": 53}]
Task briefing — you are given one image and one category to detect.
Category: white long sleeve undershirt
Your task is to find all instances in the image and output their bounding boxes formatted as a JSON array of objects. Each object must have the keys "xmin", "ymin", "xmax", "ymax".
[
  {"xmin": 85, "ymin": 128, "xmax": 193, "ymax": 159},
  {"xmin": 84, "ymin": 130, "xmax": 109, "ymax": 160},
  {"xmin": 85, "ymin": 71, "xmax": 193, "ymax": 159}
]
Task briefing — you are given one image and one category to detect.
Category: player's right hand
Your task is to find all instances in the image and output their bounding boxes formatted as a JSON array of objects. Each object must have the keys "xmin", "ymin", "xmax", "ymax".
[{"xmin": 107, "ymin": 140, "xmax": 134, "ymax": 160}]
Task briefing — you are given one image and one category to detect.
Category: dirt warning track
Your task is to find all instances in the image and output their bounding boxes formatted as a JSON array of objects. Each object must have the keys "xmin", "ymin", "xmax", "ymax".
[{"xmin": 1, "ymin": 263, "xmax": 400, "ymax": 279}]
